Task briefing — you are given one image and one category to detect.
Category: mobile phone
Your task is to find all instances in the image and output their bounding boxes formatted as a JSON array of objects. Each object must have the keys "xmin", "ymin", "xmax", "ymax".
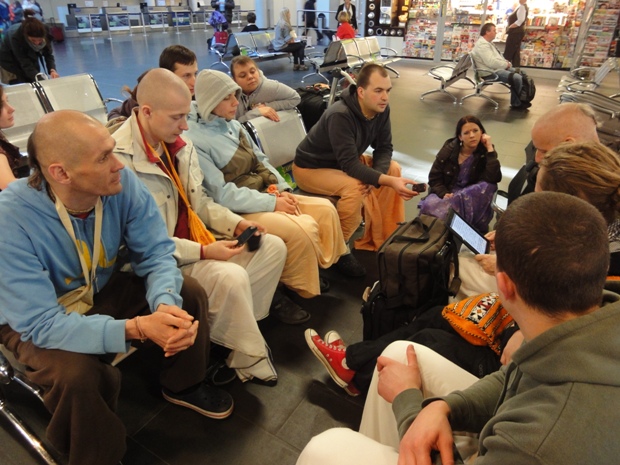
[
  {"xmin": 235, "ymin": 226, "xmax": 258, "ymax": 247},
  {"xmin": 409, "ymin": 183, "xmax": 427, "ymax": 193},
  {"xmin": 430, "ymin": 444, "xmax": 465, "ymax": 464}
]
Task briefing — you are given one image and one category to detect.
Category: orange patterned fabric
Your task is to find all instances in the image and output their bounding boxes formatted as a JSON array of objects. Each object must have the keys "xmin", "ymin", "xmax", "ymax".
[{"xmin": 442, "ymin": 292, "xmax": 515, "ymax": 355}]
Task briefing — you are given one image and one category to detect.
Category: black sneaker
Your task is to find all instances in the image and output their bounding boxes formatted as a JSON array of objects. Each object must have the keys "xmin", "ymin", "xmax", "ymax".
[
  {"xmin": 162, "ymin": 384, "xmax": 233, "ymax": 419},
  {"xmin": 319, "ymin": 276, "xmax": 330, "ymax": 294},
  {"xmin": 206, "ymin": 360, "xmax": 237, "ymax": 386},
  {"xmin": 333, "ymin": 253, "xmax": 366, "ymax": 277},
  {"xmin": 271, "ymin": 291, "xmax": 311, "ymax": 324}
]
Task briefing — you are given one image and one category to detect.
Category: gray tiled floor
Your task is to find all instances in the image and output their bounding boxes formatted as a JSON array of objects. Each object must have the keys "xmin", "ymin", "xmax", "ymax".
[{"xmin": 0, "ymin": 30, "xmax": 564, "ymax": 465}]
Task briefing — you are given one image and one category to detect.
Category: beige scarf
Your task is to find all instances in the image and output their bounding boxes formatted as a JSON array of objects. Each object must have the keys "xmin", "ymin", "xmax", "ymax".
[{"xmin": 55, "ymin": 194, "xmax": 103, "ymax": 315}]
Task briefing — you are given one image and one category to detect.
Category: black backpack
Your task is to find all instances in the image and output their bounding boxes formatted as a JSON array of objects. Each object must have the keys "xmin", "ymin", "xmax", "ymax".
[
  {"xmin": 509, "ymin": 71, "xmax": 536, "ymax": 104},
  {"xmin": 296, "ymin": 85, "xmax": 331, "ymax": 131},
  {"xmin": 360, "ymin": 216, "xmax": 461, "ymax": 341}
]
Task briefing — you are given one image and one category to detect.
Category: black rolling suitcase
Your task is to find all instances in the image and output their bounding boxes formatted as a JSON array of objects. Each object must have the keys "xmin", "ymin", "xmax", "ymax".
[{"xmin": 361, "ymin": 215, "xmax": 461, "ymax": 340}]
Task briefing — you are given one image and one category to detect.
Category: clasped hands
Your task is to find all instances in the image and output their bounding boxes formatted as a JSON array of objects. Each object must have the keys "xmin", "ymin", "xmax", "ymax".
[{"xmin": 136, "ymin": 304, "xmax": 199, "ymax": 357}]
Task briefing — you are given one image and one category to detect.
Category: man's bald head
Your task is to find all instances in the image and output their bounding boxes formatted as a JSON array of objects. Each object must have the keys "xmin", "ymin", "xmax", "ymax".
[
  {"xmin": 134, "ymin": 68, "xmax": 192, "ymax": 146},
  {"xmin": 28, "ymin": 110, "xmax": 107, "ymax": 189},
  {"xmin": 136, "ymin": 68, "xmax": 191, "ymax": 110},
  {"xmin": 531, "ymin": 103, "xmax": 599, "ymax": 163}
]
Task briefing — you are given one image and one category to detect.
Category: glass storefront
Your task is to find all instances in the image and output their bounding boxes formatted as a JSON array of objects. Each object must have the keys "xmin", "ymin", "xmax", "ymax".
[{"xmin": 394, "ymin": 0, "xmax": 619, "ymax": 68}]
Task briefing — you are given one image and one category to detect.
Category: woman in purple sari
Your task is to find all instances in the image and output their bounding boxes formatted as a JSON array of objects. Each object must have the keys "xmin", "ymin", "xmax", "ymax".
[{"xmin": 419, "ymin": 115, "xmax": 501, "ymax": 233}]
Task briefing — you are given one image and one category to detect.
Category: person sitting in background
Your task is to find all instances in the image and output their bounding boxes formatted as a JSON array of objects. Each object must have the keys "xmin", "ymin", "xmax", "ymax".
[
  {"xmin": 336, "ymin": 11, "xmax": 355, "ymax": 39},
  {"xmin": 159, "ymin": 44, "xmax": 198, "ymax": 96},
  {"xmin": 0, "ymin": 9, "xmax": 59, "ymax": 83},
  {"xmin": 294, "ymin": 64, "xmax": 419, "ymax": 254},
  {"xmin": 0, "ymin": 84, "xmax": 22, "ymax": 190},
  {"xmin": 231, "ymin": 55, "xmax": 301, "ymax": 123},
  {"xmin": 296, "ymin": 191, "xmax": 620, "ymax": 465},
  {"xmin": 108, "ymin": 45, "xmax": 198, "ymax": 122},
  {"xmin": 472, "ymin": 22, "xmax": 526, "ymax": 110},
  {"xmin": 113, "ymin": 68, "xmax": 288, "ymax": 383},
  {"xmin": 536, "ymin": 140, "xmax": 620, "ymax": 275},
  {"xmin": 273, "ymin": 7, "xmax": 308, "ymax": 71},
  {"xmin": 187, "ymin": 69, "xmax": 349, "ymax": 312},
  {"xmin": 242, "ymin": 11, "xmax": 258, "ymax": 31},
  {"xmin": 419, "ymin": 115, "xmax": 501, "ymax": 234}
]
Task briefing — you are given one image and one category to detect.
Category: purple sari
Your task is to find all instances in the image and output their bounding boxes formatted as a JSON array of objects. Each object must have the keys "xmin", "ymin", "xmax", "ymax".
[{"xmin": 419, "ymin": 156, "xmax": 497, "ymax": 233}]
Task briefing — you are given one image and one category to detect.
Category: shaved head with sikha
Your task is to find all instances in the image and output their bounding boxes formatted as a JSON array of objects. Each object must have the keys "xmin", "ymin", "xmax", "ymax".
[
  {"xmin": 30, "ymin": 110, "xmax": 105, "ymax": 174},
  {"xmin": 27, "ymin": 109, "xmax": 124, "ymax": 212},
  {"xmin": 531, "ymin": 103, "xmax": 599, "ymax": 163},
  {"xmin": 136, "ymin": 68, "xmax": 192, "ymax": 146}
]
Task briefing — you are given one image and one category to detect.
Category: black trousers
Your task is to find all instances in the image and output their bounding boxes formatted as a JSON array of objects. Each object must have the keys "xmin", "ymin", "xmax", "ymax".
[
  {"xmin": 504, "ymin": 28, "xmax": 525, "ymax": 68},
  {"xmin": 278, "ymin": 42, "xmax": 306, "ymax": 64},
  {"xmin": 347, "ymin": 306, "xmax": 501, "ymax": 393}
]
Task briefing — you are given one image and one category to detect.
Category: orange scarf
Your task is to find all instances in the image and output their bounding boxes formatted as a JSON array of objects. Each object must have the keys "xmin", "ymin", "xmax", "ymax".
[{"xmin": 144, "ymin": 137, "xmax": 215, "ymax": 246}]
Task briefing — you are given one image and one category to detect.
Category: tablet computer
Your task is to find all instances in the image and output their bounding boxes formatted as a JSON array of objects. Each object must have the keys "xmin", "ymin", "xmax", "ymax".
[{"xmin": 446, "ymin": 208, "xmax": 490, "ymax": 255}]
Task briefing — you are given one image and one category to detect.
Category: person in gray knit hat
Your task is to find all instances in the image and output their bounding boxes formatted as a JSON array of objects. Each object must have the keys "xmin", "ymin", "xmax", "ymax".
[{"xmin": 187, "ymin": 69, "xmax": 354, "ymax": 321}]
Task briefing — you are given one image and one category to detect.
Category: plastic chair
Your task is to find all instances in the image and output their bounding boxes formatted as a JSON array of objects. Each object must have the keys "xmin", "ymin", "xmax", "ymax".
[
  {"xmin": 461, "ymin": 53, "xmax": 511, "ymax": 109},
  {"xmin": 2, "ymin": 83, "xmax": 48, "ymax": 153},
  {"xmin": 340, "ymin": 39, "xmax": 365, "ymax": 70},
  {"xmin": 0, "ymin": 342, "xmax": 138, "ymax": 464},
  {"xmin": 558, "ymin": 57, "xmax": 618, "ymax": 93},
  {"xmin": 243, "ymin": 108, "xmax": 306, "ymax": 168},
  {"xmin": 420, "ymin": 54, "xmax": 475, "ymax": 104},
  {"xmin": 0, "ymin": 348, "xmax": 59, "ymax": 464},
  {"xmin": 365, "ymin": 36, "xmax": 400, "ymax": 77},
  {"xmin": 34, "ymin": 74, "xmax": 119, "ymax": 124}
]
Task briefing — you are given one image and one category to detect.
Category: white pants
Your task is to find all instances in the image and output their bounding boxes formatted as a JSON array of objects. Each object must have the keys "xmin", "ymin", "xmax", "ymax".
[
  {"xmin": 454, "ymin": 248, "xmax": 498, "ymax": 302},
  {"xmin": 181, "ymin": 233, "xmax": 286, "ymax": 382},
  {"xmin": 296, "ymin": 341, "xmax": 479, "ymax": 465}
]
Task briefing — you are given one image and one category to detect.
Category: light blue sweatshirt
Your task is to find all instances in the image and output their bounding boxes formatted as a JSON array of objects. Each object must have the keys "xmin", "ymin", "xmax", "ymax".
[
  {"xmin": 0, "ymin": 168, "xmax": 183, "ymax": 354},
  {"xmin": 186, "ymin": 107, "xmax": 289, "ymax": 214}
]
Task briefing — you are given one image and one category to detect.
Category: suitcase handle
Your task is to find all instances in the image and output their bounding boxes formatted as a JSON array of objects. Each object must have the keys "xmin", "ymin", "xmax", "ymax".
[{"xmin": 392, "ymin": 217, "xmax": 430, "ymax": 243}]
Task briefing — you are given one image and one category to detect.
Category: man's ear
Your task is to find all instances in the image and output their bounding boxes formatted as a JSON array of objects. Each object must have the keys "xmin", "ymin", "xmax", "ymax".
[
  {"xmin": 47, "ymin": 163, "xmax": 71, "ymax": 185},
  {"xmin": 496, "ymin": 271, "xmax": 517, "ymax": 303},
  {"xmin": 140, "ymin": 104, "xmax": 152, "ymax": 119}
]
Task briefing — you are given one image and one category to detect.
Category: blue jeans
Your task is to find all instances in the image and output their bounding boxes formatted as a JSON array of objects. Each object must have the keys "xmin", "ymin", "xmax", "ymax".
[{"xmin": 496, "ymin": 68, "xmax": 522, "ymax": 107}]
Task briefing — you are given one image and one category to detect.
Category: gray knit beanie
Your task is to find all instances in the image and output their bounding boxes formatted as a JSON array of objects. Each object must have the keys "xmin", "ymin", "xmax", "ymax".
[{"xmin": 195, "ymin": 69, "xmax": 241, "ymax": 118}]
